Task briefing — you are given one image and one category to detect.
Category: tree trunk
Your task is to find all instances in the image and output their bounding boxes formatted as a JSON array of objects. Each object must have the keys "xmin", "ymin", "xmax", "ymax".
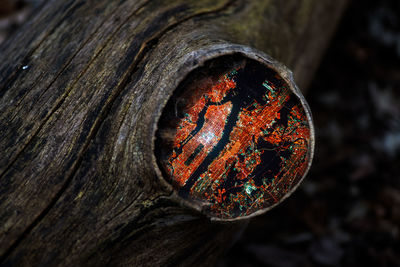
[{"xmin": 0, "ymin": 0, "xmax": 347, "ymax": 266}]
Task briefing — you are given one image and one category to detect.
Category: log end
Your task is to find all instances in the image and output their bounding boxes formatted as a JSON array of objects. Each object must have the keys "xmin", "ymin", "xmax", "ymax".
[{"xmin": 154, "ymin": 46, "xmax": 315, "ymax": 221}]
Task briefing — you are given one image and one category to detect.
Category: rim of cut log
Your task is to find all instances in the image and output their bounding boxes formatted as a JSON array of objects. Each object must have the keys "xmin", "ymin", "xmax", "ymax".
[{"xmin": 150, "ymin": 43, "xmax": 315, "ymax": 221}]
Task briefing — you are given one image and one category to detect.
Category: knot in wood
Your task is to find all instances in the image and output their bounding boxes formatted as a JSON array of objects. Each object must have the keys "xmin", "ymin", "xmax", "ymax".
[{"xmin": 156, "ymin": 54, "xmax": 313, "ymax": 220}]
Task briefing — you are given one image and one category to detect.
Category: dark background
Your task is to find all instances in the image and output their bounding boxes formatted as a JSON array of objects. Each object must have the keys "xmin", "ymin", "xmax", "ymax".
[
  {"xmin": 220, "ymin": 0, "xmax": 400, "ymax": 266},
  {"xmin": 1, "ymin": 0, "xmax": 399, "ymax": 266}
]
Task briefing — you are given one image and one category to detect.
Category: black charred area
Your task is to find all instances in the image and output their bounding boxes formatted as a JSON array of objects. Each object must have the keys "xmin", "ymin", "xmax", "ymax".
[
  {"xmin": 155, "ymin": 55, "xmax": 282, "ymax": 192},
  {"xmin": 219, "ymin": 0, "xmax": 400, "ymax": 266}
]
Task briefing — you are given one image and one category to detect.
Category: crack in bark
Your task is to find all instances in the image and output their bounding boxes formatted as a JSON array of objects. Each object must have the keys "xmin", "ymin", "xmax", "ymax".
[
  {"xmin": 0, "ymin": 0, "xmax": 236, "ymax": 262},
  {"xmin": 0, "ymin": 0, "xmax": 87, "ymax": 95},
  {"xmin": 0, "ymin": 0, "xmax": 149, "ymax": 179}
]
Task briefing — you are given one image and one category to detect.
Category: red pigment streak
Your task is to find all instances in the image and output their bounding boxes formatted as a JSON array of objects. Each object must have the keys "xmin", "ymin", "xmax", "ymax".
[
  {"xmin": 190, "ymin": 89, "xmax": 291, "ymax": 195},
  {"xmin": 208, "ymin": 76, "xmax": 235, "ymax": 102},
  {"xmin": 159, "ymin": 61, "xmax": 312, "ymax": 219},
  {"xmin": 167, "ymin": 101, "xmax": 233, "ymax": 186}
]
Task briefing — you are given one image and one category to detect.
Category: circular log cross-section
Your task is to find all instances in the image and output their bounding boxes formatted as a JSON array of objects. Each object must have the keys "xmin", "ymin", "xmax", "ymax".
[
  {"xmin": 0, "ymin": 0, "xmax": 346, "ymax": 265},
  {"xmin": 155, "ymin": 51, "xmax": 314, "ymax": 220}
]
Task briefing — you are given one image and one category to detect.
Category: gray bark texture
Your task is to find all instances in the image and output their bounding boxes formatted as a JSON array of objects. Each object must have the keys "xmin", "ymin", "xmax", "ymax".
[{"xmin": 0, "ymin": 0, "xmax": 347, "ymax": 266}]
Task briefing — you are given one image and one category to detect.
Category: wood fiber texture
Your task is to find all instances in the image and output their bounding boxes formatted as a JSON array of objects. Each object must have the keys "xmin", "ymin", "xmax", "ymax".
[{"xmin": 0, "ymin": 0, "xmax": 347, "ymax": 266}]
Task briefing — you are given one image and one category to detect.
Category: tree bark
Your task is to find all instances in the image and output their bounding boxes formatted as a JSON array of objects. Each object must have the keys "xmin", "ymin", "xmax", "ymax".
[{"xmin": 0, "ymin": 0, "xmax": 347, "ymax": 266}]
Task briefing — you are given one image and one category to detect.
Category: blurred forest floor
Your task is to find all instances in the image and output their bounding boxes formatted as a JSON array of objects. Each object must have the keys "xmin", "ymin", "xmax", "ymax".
[
  {"xmin": 1, "ymin": 0, "xmax": 399, "ymax": 266},
  {"xmin": 220, "ymin": 0, "xmax": 400, "ymax": 266}
]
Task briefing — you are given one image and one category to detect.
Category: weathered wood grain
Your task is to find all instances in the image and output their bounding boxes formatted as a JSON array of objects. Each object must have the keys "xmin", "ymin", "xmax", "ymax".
[{"xmin": 0, "ymin": 0, "xmax": 347, "ymax": 265}]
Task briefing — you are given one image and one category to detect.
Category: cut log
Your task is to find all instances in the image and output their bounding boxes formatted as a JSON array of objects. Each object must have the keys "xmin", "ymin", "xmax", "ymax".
[{"xmin": 0, "ymin": 0, "xmax": 347, "ymax": 266}]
